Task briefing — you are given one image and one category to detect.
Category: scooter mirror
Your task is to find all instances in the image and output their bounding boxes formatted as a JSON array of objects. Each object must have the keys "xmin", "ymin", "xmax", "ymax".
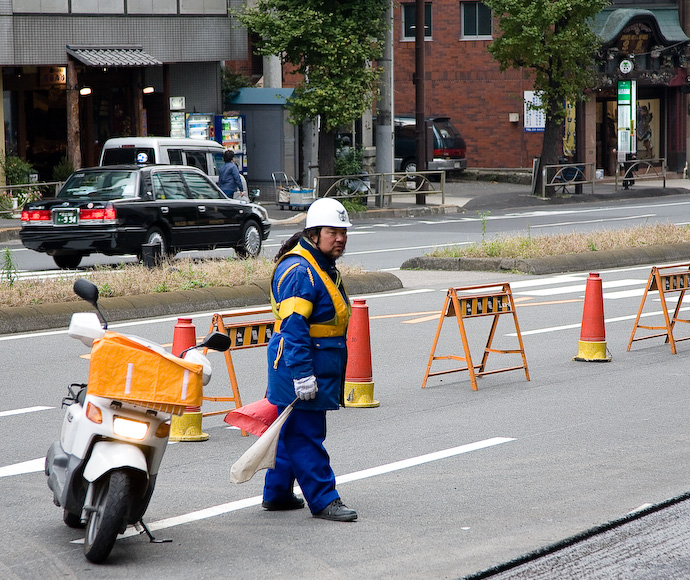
[
  {"xmin": 199, "ymin": 331, "xmax": 232, "ymax": 352},
  {"xmin": 73, "ymin": 278, "xmax": 108, "ymax": 329},
  {"xmin": 73, "ymin": 278, "xmax": 99, "ymax": 307}
]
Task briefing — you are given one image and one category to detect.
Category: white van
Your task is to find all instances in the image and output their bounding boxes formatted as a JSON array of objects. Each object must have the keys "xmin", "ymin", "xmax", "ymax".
[{"xmin": 99, "ymin": 137, "xmax": 226, "ymax": 182}]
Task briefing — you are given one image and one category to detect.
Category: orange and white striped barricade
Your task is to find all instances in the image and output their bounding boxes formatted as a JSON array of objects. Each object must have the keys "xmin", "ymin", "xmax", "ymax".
[
  {"xmin": 422, "ymin": 283, "xmax": 529, "ymax": 391},
  {"xmin": 628, "ymin": 263, "xmax": 690, "ymax": 354},
  {"xmin": 204, "ymin": 308, "xmax": 275, "ymax": 435}
]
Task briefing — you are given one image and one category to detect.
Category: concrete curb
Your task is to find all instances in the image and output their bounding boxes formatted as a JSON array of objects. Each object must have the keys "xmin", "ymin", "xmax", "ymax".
[
  {"xmin": 401, "ymin": 243, "xmax": 690, "ymax": 275},
  {"xmin": 0, "ymin": 272, "xmax": 403, "ymax": 335}
]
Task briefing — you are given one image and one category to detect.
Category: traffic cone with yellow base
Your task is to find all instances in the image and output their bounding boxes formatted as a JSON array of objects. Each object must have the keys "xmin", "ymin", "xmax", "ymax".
[
  {"xmin": 344, "ymin": 299, "xmax": 379, "ymax": 407},
  {"xmin": 169, "ymin": 317, "xmax": 209, "ymax": 441},
  {"xmin": 574, "ymin": 273, "xmax": 611, "ymax": 362}
]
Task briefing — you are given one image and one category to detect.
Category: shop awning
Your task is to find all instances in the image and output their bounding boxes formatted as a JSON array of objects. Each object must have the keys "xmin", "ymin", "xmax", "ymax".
[
  {"xmin": 66, "ymin": 45, "xmax": 162, "ymax": 67},
  {"xmin": 593, "ymin": 8, "xmax": 690, "ymax": 46}
]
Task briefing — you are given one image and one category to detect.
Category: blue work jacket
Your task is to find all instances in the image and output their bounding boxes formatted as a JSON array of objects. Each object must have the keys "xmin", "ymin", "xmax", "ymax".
[{"xmin": 266, "ymin": 237, "xmax": 350, "ymax": 411}]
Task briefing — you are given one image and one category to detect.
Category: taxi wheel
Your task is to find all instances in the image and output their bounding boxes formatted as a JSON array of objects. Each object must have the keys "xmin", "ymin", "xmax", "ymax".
[
  {"xmin": 235, "ymin": 222, "xmax": 262, "ymax": 259},
  {"xmin": 53, "ymin": 254, "xmax": 83, "ymax": 269}
]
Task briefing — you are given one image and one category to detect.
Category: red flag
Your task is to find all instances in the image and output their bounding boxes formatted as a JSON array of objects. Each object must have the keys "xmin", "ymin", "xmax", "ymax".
[{"xmin": 224, "ymin": 398, "xmax": 278, "ymax": 437}]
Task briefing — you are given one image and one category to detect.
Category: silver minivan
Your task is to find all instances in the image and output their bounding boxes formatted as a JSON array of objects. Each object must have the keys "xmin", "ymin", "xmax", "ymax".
[{"xmin": 99, "ymin": 137, "xmax": 226, "ymax": 182}]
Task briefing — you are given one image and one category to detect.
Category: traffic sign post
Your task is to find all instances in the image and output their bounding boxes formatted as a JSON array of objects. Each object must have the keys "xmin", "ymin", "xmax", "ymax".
[{"xmin": 422, "ymin": 283, "xmax": 530, "ymax": 391}]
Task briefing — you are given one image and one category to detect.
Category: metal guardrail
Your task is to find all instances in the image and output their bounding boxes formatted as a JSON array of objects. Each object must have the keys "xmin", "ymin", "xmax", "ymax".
[
  {"xmin": 1, "ymin": 181, "xmax": 62, "ymax": 195},
  {"xmin": 315, "ymin": 171, "xmax": 445, "ymax": 206},
  {"xmin": 0, "ymin": 181, "xmax": 62, "ymax": 216},
  {"xmin": 615, "ymin": 158, "xmax": 666, "ymax": 191},
  {"xmin": 540, "ymin": 162, "xmax": 595, "ymax": 199}
]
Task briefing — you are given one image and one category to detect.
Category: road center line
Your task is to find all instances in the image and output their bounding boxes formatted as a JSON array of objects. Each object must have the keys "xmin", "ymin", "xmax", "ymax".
[
  {"xmin": 0, "ymin": 405, "xmax": 53, "ymax": 417},
  {"xmin": 69, "ymin": 436, "xmax": 515, "ymax": 542}
]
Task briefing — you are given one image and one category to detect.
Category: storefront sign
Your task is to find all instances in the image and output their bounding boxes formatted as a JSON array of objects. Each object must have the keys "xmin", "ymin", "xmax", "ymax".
[{"xmin": 39, "ymin": 67, "xmax": 66, "ymax": 86}]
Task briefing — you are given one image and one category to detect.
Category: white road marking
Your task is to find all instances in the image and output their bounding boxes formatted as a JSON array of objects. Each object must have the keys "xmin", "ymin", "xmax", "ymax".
[
  {"xmin": 0, "ymin": 458, "xmax": 45, "ymax": 477},
  {"xmin": 514, "ymin": 279, "xmax": 647, "ymax": 297},
  {"xmin": 530, "ymin": 214, "xmax": 656, "ymax": 228},
  {"xmin": 509, "ymin": 307, "xmax": 690, "ymax": 336},
  {"xmin": 346, "ymin": 243, "xmax": 471, "ymax": 256},
  {"xmin": 0, "ymin": 405, "xmax": 53, "ymax": 417},
  {"xmin": 70, "ymin": 436, "xmax": 515, "ymax": 542}
]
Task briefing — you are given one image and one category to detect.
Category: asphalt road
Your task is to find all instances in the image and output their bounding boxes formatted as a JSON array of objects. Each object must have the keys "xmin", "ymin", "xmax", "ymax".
[{"xmin": 3, "ymin": 263, "xmax": 690, "ymax": 578}]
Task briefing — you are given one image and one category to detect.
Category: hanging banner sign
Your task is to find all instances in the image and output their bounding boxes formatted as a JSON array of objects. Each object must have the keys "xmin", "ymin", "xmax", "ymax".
[{"xmin": 617, "ymin": 80, "xmax": 637, "ymax": 163}]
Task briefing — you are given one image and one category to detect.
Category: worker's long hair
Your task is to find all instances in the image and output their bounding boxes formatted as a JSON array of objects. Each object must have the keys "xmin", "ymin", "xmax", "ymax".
[{"xmin": 274, "ymin": 228, "xmax": 320, "ymax": 262}]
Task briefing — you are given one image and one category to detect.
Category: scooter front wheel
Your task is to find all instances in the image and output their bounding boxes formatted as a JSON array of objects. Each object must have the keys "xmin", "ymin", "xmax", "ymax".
[
  {"xmin": 84, "ymin": 470, "xmax": 132, "ymax": 564},
  {"xmin": 63, "ymin": 509, "xmax": 85, "ymax": 529}
]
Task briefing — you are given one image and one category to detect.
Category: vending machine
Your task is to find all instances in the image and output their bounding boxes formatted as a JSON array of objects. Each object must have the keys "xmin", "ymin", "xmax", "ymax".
[
  {"xmin": 186, "ymin": 113, "xmax": 215, "ymax": 140},
  {"xmin": 215, "ymin": 114, "xmax": 247, "ymax": 174}
]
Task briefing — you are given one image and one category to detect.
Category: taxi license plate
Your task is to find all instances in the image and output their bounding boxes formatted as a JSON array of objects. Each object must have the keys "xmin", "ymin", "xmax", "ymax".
[
  {"xmin": 454, "ymin": 161, "xmax": 462, "ymax": 169},
  {"xmin": 54, "ymin": 210, "xmax": 79, "ymax": 226}
]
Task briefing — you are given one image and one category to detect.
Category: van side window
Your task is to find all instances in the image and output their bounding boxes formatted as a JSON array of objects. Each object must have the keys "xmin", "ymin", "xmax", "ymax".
[
  {"xmin": 398, "ymin": 125, "xmax": 416, "ymax": 140},
  {"xmin": 211, "ymin": 152, "xmax": 224, "ymax": 175},
  {"xmin": 167, "ymin": 149, "xmax": 183, "ymax": 165},
  {"xmin": 184, "ymin": 150, "xmax": 207, "ymax": 173}
]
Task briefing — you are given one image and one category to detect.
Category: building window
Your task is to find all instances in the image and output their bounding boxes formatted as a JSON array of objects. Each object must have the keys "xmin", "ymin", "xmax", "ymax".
[
  {"xmin": 461, "ymin": 2, "xmax": 492, "ymax": 40},
  {"xmin": 403, "ymin": 3, "xmax": 432, "ymax": 41}
]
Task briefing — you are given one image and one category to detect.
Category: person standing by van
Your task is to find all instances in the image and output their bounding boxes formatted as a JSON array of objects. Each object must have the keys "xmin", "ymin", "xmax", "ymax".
[{"xmin": 219, "ymin": 149, "xmax": 244, "ymax": 198}]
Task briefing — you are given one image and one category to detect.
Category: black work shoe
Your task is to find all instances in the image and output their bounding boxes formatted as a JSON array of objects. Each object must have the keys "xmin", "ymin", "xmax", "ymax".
[
  {"xmin": 313, "ymin": 498, "xmax": 357, "ymax": 522},
  {"xmin": 262, "ymin": 495, "xmax": 305, "ymax": 511}
]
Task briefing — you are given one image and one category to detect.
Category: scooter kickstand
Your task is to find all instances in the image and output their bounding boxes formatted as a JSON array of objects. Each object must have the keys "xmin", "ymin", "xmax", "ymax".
[{"xmin": 135, "ymin": 520, "xmax": 173, "ymax": 544}]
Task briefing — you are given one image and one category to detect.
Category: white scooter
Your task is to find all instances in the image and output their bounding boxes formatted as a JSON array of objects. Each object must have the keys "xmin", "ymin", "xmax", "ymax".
[{"xmin": 45, "ymin": 278, "xmax": 230, "ymax": 564}]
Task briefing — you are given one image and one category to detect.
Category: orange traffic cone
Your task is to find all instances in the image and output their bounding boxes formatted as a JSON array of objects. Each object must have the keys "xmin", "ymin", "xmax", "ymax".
[
  {"xmin": 169, "ymin": 317, "xmax": 210, "ymax": 441},
  {"xmin": 573, "ymin": 273, "xmax": 611, "ymax": 362},
  {"xmin": 344, "ymin": 299, "xmax": 379, "ymax": 407}
]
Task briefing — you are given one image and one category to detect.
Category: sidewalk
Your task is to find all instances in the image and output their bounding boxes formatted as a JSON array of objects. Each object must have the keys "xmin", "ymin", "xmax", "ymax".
[{"xmin": 264, "ymin": 174, "xmax": 690, "ymax": 226}]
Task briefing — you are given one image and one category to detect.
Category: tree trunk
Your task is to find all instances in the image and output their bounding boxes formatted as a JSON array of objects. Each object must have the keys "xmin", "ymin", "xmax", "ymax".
[
  {"xmin": 66, "ymin": 59, "xmax": 82, "ymax": 170},
  {"xmin": 536, "ymin": 101, "xmax": 563, "ymax": 196},
  {"xmin": 317, "ymin": 127, "xmax": 336, "ymax": 195}
]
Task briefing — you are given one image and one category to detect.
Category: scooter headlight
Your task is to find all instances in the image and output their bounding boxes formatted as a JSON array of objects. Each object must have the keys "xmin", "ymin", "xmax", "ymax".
[{"xmin": 113, "ymin": 416, "xmax": 149, "ymax": 440}]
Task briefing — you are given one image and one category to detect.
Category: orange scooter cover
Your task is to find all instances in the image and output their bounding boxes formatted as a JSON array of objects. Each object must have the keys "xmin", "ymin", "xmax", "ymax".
[{"xmin": 87, "ymin": 331, "xmax": 204, "ymax": 415}]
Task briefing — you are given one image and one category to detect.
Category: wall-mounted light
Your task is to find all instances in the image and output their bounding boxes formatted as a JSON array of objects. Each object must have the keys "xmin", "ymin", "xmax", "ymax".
[
  {"xmin": 142, "ymin": 86, "xmax": 155, "ymax": 94},
  {"xmin": 508, "ymin": 112, "xmax": 519, "ymax": 123},
  {"xmin": 79, "ymin": 86, "xmax": 92, "ymax": 96}
]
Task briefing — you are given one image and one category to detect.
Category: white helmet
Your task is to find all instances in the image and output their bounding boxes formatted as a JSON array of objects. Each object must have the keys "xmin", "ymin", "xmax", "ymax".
[{"xmin": 306, "ymin": 197, "xmax": 352, "ymax": 229}]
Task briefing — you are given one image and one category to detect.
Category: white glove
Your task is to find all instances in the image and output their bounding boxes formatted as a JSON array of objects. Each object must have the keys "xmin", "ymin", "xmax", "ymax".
[{"xmin": 294, "ymin": 375, "xmax": 318, "ymax": 400}]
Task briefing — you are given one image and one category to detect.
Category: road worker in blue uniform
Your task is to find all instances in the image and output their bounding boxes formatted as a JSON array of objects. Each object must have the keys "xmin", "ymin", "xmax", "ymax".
[{"xmin": 262, "ymin": 197, "xmax": 357, "ymax": 522}]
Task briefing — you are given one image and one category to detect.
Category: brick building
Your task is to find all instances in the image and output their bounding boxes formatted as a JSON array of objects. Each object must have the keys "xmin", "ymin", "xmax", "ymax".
[{"xmin": 391, "ymin": 0, "xmax": 690, "ymax": 173}]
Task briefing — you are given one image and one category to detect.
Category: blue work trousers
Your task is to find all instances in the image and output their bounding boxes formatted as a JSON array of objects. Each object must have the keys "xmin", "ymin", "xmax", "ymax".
[{"xmin": 263, "ymin": 407, "xmax": 339, "ymax": 514}]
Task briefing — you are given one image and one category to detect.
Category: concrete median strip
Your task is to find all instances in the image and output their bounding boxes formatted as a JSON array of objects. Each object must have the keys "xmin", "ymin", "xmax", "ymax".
[
  {"xmin": 0, "ymin": 272, "xmax": 403, "ymax": 335},
  {"xmin": 401, "ymin": 242, "xmax": 690, "ymax": 275}
]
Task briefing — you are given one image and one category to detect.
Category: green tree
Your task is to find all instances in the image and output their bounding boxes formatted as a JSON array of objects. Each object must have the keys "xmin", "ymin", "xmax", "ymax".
[
  {"xmin": 221, "ymin": 69, "xmax": 253, "ymax": 110},
  {"xmin": 234, "ymin": 0, "xmax": 389, "ymax": 177},
  {"xmin": 483, "ymin": 0, "xmax": 608, "ymax": 192}
]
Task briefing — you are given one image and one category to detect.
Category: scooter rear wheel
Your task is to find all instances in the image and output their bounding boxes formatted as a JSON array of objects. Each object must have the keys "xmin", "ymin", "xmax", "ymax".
[{"xmin": 84, "ymin": 470, "xmax": 132, "ymax": 563}]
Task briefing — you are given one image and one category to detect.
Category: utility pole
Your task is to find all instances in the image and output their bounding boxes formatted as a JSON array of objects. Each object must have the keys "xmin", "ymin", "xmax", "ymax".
[
  {"xmin": 375, "ymin": 0, "xmax": 394, "ymax": 207},
  {"xmin": 414, "ymin": 0, "xmax": 426, "ymax": 204}
]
